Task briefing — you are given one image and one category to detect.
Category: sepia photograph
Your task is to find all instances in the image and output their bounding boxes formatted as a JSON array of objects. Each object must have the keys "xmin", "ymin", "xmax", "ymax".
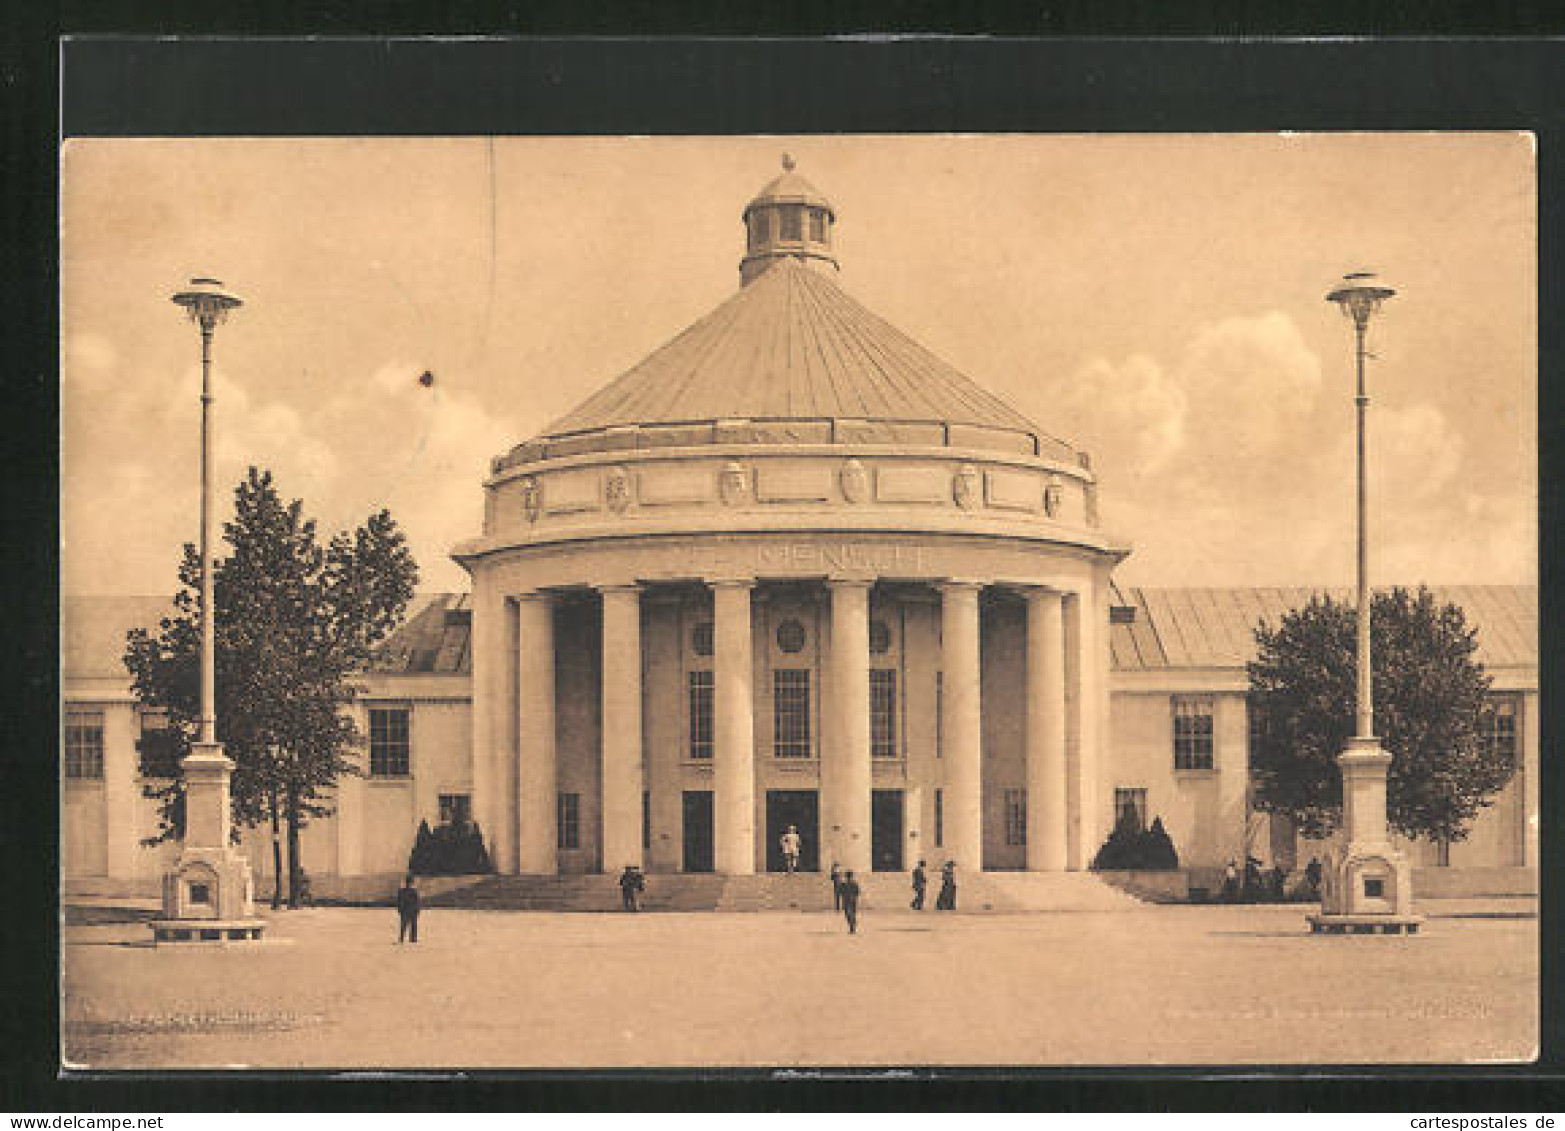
[{"xmin": 59, "ymin": 132, "xmax": 1538, "ymax": 1069}]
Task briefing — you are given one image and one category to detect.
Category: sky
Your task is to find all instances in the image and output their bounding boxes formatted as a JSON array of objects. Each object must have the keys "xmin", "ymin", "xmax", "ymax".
[{"xmin": 60, "ymin": 134, "xmax": 1536, "ymax": 596}]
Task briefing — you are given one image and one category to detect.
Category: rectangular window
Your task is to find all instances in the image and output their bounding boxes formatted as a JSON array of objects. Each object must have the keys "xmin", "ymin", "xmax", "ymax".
[
  {"xmin": 935, "ymin": 672, "xmax": 944, "ymax": 758},
  {"xmin": 558, "ymin": 792, "xmax": 580, "ymax": 850},
  {"xmin": 1482, "ymin": 695, "xmax": 1520, "ymax": 767},
  {"xmin": 63, "ymin": 709, "xmax": 104, "ymax": 780},
  {"xmin": 1172, "ymin": 696, "xmax": 1215, "ymax": 771},
  {"xmin": 934, "ymin": 788, "xmax": 944, "ymax": 847},
  {"xmin": 688, "ymin": 670, "xmax": 714, "ymax": 760},
  {"xmin": 1114, "ymin": 787, "xmax": 1148, "ymax": 832},
  {"xmin": 780, "ymin": 205, "xmax": 802, "ymax": 240},
  {"xmin": 1005, "ymin": 788, "xmax": 1027, "ymax": 846},
  {"xmin": 438, "ymin": 793, "xmax": 471, "ymax": 827},
  {"xmin": 369, "ymin": 706, "xmax": 411, "ymax": 777},
  {"xmin": 871, "ymin": 669, "xmax": 898, "ymax": 757},
  {"xmin": 643, "ymin": 790, "xmax": 651, "ymax": 851},
  {"xmin": 808, "ymin": 210, "xmax": 825, "ymax": 242},
  {"xmin": 749, "ymin": 210, "xmax": 769, "ymax": 249},
  {"xmin": 773, "ymin": 668, "xmax": 812, "ymax": 758}
]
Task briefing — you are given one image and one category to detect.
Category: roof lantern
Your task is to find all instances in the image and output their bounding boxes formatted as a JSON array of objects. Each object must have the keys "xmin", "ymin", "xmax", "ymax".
[{"xmin": 740, "ymin": 153, "xmax": 839, "ymax": 286}]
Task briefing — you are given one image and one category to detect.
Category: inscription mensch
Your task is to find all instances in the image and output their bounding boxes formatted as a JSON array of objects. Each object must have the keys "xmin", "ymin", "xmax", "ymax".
[{"xmin": 677, "ymin": 541, "xmax": 927, "ymax": 576}]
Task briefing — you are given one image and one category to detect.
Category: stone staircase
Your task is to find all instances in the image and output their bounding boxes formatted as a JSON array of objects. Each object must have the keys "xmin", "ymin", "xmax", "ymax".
[{"xmin": 421, "ymin": 870, "xmax": 1146, "ymax": 913}]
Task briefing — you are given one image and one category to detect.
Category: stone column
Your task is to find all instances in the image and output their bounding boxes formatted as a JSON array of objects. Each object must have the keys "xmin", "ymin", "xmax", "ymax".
[
  {"xmin": 940, "ymin": 581, "xmax": 983, "ymax": 872},
  {"xmin": 599, "ymin": 585, "xmax": 644, "ymax": 872},
  {"xmin": 712, "ymin": 580, "xmax": 756, "ymax": 875},
  {"xmin": 1063, "ymin": 592, "xmax": 1092, "ymax": 869},
  {"xmin": 1025, "ymin": 589, "xmax": 1067, "ymax": 871},
  {"xmin": 469, "ymin": 574, "xmax": 510, "ymax": 872},
  {"xmin": 516, "ymin": 591, "xmax": 557, "ymax": 874},
  {"xmin": 826, "ymin": 578, "xmax": 873, "ymax": 874}
]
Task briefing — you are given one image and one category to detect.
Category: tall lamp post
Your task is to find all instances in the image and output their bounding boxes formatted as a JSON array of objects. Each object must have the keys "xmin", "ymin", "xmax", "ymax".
[
  {"xmin": 150, "ymin": 278, "xmax": 265, "ymax": 945},
  {"xmin": 1308, "ymin": 271, "xmax": 1421, "ymax": 936}
]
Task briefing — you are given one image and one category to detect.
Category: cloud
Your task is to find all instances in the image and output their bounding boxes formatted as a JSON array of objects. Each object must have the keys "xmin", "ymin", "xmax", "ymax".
[{"xmin": 1089, "ymin": 310, "xmax": 1527, "ymax": 588}]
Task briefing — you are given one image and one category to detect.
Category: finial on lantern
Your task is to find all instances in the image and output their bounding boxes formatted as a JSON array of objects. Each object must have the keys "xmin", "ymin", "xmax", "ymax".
[{"xmin": 781, "ymin": 152, "xmax": 796, "ymax": 172}]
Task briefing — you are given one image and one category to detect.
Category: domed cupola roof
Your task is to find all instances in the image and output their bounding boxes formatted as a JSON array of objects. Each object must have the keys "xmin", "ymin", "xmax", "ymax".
[
  {"xmin": 743, "ymin": 155, "xmax": 836, "ymax": 219},
  {"xmin": 496, "ymin": 160, "xmax": 1082, "ymax": 472}
]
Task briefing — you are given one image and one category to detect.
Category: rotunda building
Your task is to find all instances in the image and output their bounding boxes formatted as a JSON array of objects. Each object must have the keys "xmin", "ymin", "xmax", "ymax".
[{"xmin": 454, "ymin": 161, "xmax": 1129, "ymax": 878}]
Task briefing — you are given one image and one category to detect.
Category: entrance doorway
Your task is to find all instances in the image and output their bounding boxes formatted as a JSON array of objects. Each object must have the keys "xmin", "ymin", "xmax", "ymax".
[
  {"xmin": 682, "ymin": 791, "xmax": 713, "ymax": 873},
  {"xmin": 872, "ymin": 789, "xmax": 904, "ymax": 872},
  {"xmin": 765, "ymin": 790, "xmax": 819, "ymax": 872}
]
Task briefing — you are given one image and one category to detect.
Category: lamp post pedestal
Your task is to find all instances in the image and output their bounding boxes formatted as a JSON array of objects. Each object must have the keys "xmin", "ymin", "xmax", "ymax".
[
  {"xmin": 150, "ymin": 743, "xmax": 266, "ymax": 944},
  {"xmin": 151, "ymin": 277, "xmax": 264, "ymax": 946},
  {"xmin": 1307, "ymin": 737, "xmax": 1422, "ymax": 935}
]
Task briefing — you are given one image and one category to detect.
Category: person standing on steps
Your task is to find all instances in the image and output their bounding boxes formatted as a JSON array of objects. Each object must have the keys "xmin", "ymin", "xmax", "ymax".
[
  {"xmin": 830, "ymin": 861, "xmax": 843, "ymax": 910},
  {"xmin": 935, "ymin": 860, "xmax": 957, "ymax": 911},
  {"xmin": 840, "ymin": 869, "xmax": 861, "ymax": 934},
  {"xmin": 619, "ymin": 864, "xmax": 644, "ymax": 912},
  {"xmin": 780, "ymin": 824, "xmax": 802, "ymax": 874},
  {"xmin": 396, "ymin": 874, "xmax": 421, "ymax": 943},
  {"xmin": 910, "ymin": 859, "xmax": 927, "ymax": 910}
]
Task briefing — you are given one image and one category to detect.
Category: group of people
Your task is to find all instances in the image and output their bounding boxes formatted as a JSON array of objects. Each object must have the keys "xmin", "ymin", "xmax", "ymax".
[
  {"xmin": 395, "ymin": 827, "xmax": 973, "ymax": 941},
  {"xmin": 1219, "ymin": 854, "xmax": 1312, "ymax": 903},
  {"xmin": 824, "ymin": 857, "xmax": 960, "ymax": 934}
]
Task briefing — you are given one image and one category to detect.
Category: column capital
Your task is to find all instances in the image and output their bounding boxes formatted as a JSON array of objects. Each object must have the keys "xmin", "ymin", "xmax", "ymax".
[
  {"xmin": 825, "ymin": 574, "xmax": 876, "ymax": 590},
  {"xmin": 512, "ymin": 589, "xmax": 556, "ymax": 606},
  {"xmin": 706, "ymin": 576, "xmax": 756, "ymax": 592},
  {"xmin": 1022, "ymin": 585, "xmax": 1066, "ymax": 605},
  {"xmin": 937, "ymin": 578, "xmax": 985, "ymax": 596},
  {"xmin": 597, "ymin": 582, "xmax": 643, "ymax": 598}
]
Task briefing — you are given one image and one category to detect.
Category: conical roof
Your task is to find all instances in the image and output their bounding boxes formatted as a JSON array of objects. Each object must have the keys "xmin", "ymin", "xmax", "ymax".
[
  {"xmin": 536, "ymin": 258, "xmax": 1067, "ymax": 457},
  {"xmin": 744, "ymin": 169, "xmax": 835, "ymax": 218}
]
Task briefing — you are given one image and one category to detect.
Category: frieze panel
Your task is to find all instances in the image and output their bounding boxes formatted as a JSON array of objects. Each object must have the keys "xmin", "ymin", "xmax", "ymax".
[
  {"xmin": 985, "ymin": 468, "xmax": 1039, "ymax": 512},
  {"xmin": 875, "ymin": 465, "xmax": 950, "ymax": 504},
  {"xmin": 755, "ymin": 462, "xmax": 835, "ymax": 503},
  {"xmin": 640, "ymin": 465, "xmax": 717, "ymax": 506},
  {"xmin": 541, "ymin": 470, "xmax": 601, "ymax": 515}
]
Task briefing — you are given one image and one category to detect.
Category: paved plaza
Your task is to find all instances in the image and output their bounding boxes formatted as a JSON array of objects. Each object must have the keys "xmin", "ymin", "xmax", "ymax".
[{"xmin": 62, "ymin": 898, "xmax": 1537, "ymax": 1069}]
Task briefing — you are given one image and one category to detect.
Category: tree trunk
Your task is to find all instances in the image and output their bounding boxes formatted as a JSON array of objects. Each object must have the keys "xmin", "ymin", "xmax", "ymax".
[
  {"xmin": 286, "ymin": 785, "xmax": 302, "ymax": 910},
  {"xmin": 269, "ymin": 799, "xmax": 283, "ymax": 912}
]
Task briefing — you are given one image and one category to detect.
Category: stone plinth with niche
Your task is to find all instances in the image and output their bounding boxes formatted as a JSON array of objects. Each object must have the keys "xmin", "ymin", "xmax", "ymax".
[
  {"xmin": 1307, "ymin": 738, "xmax": 1424, "ymax": 935},
  {"xmin": 149, "ymin": 743, "xmax": 266, "ymax": 945}
]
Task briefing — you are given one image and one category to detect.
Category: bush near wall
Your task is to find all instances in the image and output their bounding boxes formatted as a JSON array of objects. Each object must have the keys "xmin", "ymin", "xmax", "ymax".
[
  {"xmin": 408, "ymin": 819, "xmax": 494, "ymax": 876},
  {"xmin": 1091, "ymin": 814, "xmax": 1180, "ymax": 872}
]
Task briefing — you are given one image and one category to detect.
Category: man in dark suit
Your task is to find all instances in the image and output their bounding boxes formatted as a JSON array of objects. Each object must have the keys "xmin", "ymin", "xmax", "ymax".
[
  {"xmin": 620, "ymin": 865, "xmax": 645, "ymax": 912},
  {"xmin": 840, "ymin": 869, "xmax": 862, "ymax": 934},
  {"xmin": 910, "ymin": 859, "xmax": 927, "ymax": 910},
  {"xmin": 396, "ymin": 874, "xmax": 420, "ymax": 943}
]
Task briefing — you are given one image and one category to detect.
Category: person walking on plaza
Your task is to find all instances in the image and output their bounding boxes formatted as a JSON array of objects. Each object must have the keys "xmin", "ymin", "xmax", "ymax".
[
  {"xmin": 781, "ymin": 824, "xmax": 802, "ymax": 874},
  {"xmin": 840, "ymin": 869, "xmax": 862, "ymax": 934},
  {"xmin": 1221, "ymin": 858, "xmax": 1240, "ymax": 902},
  {"xmin": 830, "ymin": 861, "xmax": 843, "ymax": 910},
  {"xmin": 935, "ymin": 860, "xmax": 957, "ymax": 911},
  {"xmin": 396, "ymin": 874, "xmax": 421, "ymax": 943},
  {"xmin": 910, "ymin": 859, "xmax": 927, "ymax": 910},
  {"xmin": 619, "ymin": 864, "xmax": 644, "ymax": 912}
]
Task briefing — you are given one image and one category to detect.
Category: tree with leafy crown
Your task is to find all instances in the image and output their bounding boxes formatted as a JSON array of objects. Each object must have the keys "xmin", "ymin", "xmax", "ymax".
[
  {"xmin": 125, "ymin": 467, "xmax": 418, "ymax": 908},
  {"xmin": 1247, "ymin": 586, "xmax": 1512, "ymax": 847}
]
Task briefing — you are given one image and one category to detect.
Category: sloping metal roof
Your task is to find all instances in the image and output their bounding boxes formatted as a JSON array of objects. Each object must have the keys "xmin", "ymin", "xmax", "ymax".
[
  {"xmin": 1111, "ymin": 585, "xmax": 1537, "ymax": 672},
  {"xmin": 61, "ymin": 595, "xmax": 173, "ymax": 680},
  {"xmin": 371, "ymin": 593, "xmax": 472, "ymax": 675},
  {"xmin": 536, "ymin": 257, "xmax": 1064, "ymax": 451}
]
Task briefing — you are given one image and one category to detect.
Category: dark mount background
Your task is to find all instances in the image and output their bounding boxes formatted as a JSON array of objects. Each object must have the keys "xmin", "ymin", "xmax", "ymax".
[{"xmin": 6, "ymin": 20, "xmax": 1561, "ymax": 1115}]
